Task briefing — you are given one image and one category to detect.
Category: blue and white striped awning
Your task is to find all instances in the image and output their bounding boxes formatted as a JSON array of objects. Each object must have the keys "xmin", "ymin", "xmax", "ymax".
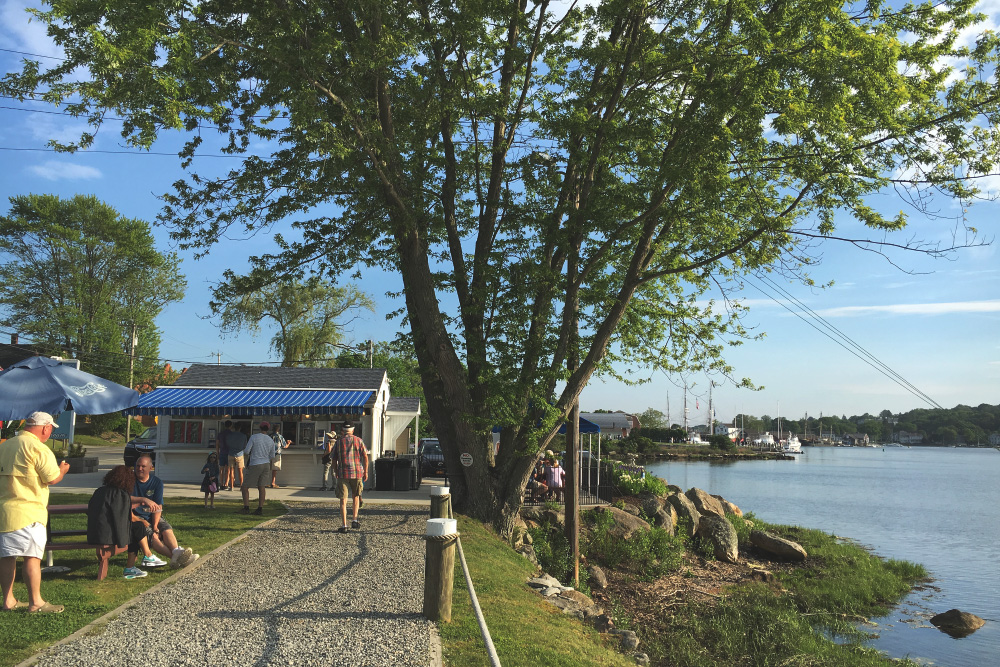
[{"xmin": 125, "ymin": 387, "xmax": 374, "ymax": 416}]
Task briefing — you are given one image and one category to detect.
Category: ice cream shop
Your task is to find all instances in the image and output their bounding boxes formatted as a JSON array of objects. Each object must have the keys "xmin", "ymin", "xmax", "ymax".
[{"xmin": 126, "ymin": 364, "xmax": 422, "ymax": 488}]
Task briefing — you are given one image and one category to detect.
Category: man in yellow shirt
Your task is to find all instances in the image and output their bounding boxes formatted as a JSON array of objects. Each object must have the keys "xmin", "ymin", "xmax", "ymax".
[{"xmin": 0, "ymin": 411, "xmax": 70, "ymax": 613}]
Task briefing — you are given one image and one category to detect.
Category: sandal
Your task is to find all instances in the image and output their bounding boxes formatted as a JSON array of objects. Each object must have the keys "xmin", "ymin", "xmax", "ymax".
[
  {"xmin": 2, "ymin": 600, "xmax": 27, "ymax": 611},
  {"xmin": 29, "ymin": 602, "xmax": 64, "ymax": 614}
]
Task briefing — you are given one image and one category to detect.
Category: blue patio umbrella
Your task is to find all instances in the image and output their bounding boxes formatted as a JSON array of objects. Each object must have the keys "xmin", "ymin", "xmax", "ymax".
[{"xmin": 0, "ymin": 356, "xmax": 139, "ymax": 420}]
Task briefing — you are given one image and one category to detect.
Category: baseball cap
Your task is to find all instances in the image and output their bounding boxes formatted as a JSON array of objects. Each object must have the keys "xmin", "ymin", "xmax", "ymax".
[
  {"xmin": 342, "ymin": 422, "xmax": 355, "ymax": 431},
  {"xmin": 26, "ymin": 411, "xmax": 56, "ymax": 426},
  {"xmin": 259, "ymin": 421, "xmax": 270, "ymax": 430}
]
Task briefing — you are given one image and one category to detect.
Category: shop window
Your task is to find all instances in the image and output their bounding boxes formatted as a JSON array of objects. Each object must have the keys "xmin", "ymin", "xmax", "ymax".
[{"xmin": 169, "ymin": 420, "xmax": 203, "ymax": 444}]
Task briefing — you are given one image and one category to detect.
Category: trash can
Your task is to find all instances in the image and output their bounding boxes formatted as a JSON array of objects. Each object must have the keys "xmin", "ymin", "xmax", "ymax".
[
  {"xmin": 375, "ymin": 458, "xmax": 394, "ymax": 491},
  {"xmin": 393, "ymin": 458, "xmax": 413, "ymax": 491}
]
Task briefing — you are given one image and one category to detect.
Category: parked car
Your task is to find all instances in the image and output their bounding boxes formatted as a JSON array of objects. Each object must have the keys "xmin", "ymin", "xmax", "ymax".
[
  {"xmin": 124, "ymin": 426, "xmax": 157, "ymax": 467},
  {"xmin": 418, "ymin": 438, "xmax": 447, "ymax": 477}
]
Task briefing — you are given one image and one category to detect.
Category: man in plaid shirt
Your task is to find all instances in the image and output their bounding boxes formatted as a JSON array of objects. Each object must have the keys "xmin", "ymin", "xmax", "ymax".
[{"xmin": 333, "ymin": 422, "xmax": 369, "ymax": 532}]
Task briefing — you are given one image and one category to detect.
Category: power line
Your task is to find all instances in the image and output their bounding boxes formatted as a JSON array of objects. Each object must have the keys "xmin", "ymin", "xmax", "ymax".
[
  {"xmin": 753, "ymin": 273, "xmax": 944, "ymax": 409},
  {"xmin": 742, "ymin": 274, "xmax": 944, "ymax": 410}
]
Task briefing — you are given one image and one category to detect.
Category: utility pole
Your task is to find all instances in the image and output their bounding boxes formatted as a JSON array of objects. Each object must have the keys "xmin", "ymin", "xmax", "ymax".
[{"xmin": 126, "ymin": 322, "xmax": 137, "ymax": 442}]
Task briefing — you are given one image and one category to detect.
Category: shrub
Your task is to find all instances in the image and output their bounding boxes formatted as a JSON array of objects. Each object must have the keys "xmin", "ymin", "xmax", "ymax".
[
  {"xmin": 605, "ymin": 461, "xmax": 667, "ymax": 496},
  {"xmin": 708, "ymin": 434, "xmax": 737, "ymax": 451},
  {"xmin": 89, "ymin": 411, "xmax": 127, "ymax": 435},
  {"xmin": 583, "ymin": 508, "xmax": 683, "ymax": 580},
  {"xmin": 528, "ymin": 519, "xmax": 573, "ymax": 583}
]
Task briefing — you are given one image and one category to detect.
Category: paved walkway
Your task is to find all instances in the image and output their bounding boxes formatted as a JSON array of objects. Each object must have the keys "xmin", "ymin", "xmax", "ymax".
[{"xmin": 25, "ymin": 447, "xmax": 443, "ymax": 667}]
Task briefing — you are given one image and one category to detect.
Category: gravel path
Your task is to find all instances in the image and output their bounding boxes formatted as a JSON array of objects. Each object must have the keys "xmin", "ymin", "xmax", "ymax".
[{"xmin": 27, "ymin": 504, "xmax": 437, "ymax": 667}]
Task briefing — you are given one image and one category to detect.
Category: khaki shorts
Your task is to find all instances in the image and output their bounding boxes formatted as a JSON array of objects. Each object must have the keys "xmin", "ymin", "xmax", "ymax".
[
  {"xmin": 0, "ymin": 522, "xmax": 47, "ymax": 559},
  {"xmin": 242, "ymin": 463, "xmax": 271, "ymax": 489},
  {"xmin": 229, "ymin": 454, "xmax": 244, "ymax": 469},
  {"xmin": 337, "ymin": 478, "xmax": 364, "ymax": 499}
]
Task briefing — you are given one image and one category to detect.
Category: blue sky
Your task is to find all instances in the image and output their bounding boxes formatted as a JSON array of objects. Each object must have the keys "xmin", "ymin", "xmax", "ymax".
[{"xmin": 1, "ymin": 0, "xmax": 998, "ymax": 426}]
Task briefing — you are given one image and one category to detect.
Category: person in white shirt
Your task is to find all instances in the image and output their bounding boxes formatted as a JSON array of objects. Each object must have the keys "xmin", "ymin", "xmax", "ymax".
[{"xmin": 236, "ymin": 421, "xmax": 275, "ymax": 516}]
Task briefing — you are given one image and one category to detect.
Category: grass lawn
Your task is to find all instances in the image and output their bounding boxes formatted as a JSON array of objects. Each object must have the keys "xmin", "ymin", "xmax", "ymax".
[
  {"xmin": 440, "ymin": 514, "xmax": 633, "ymax": 667},
  {"xmin": 0, "ymin": 493, "xmax": 284, "ymax": 667}
]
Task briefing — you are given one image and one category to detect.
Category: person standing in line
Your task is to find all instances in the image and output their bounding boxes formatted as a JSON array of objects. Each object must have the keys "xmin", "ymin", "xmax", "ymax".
[
  {"xmin": 320, "ymin": 427, "xmax": 337, "ymax": 491},
  {"xmin": 0, "ymin": 412, "xmax": 70, "ymax": 612},
  {"xmin": 201, "ymin": 452, "xmax": 221, "ymax": 508},
  {"xmin": 227, "ymin": 423, "xmax": 248, "ymax": 490},
  {"xmin": 333, "ymin": 422, "xmax": 368, "ymax": 533},
  {"xmin": 238, "ymin": 421, "xmax": 274, "ymax": 515},
  {"xmin": 268, "ymin": 428, "xmax": 290, "ymax": 488},
  {"xmin": 217, "ymin": 421, "xmax": 232, "ymax": 491}
]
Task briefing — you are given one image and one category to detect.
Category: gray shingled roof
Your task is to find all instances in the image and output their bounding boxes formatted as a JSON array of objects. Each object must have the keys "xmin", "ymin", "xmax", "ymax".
[
  {"xmin": 387, "ymin": 397, "xmax": 421, "ymax": 413},
  {"xmin": 171, "ymin": 364, "xmax": 387, "ymax": 390}
]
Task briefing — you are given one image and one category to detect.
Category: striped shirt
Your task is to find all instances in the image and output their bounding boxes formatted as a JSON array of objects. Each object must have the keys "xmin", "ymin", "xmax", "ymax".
[{"xmin": 334, "ymin": 434, "xmax": 368, "ymax": 479}]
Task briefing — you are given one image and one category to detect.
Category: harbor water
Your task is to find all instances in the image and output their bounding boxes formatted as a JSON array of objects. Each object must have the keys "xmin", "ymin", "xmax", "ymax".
[{"xmin": 644, "ymin": 446, "xmax": 1000, "ymax": 667}]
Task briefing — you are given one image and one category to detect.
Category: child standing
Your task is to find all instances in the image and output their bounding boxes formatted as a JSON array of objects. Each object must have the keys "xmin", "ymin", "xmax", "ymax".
[{"xmin": 201, "ymin": 452, "xmax": 221, "ymax": 508}]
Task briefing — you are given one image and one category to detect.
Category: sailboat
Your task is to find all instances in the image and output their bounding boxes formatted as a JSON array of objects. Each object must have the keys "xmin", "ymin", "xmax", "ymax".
[{"xmin": 777, "ymin": 408, "xmax": 802, "ymax": 454}]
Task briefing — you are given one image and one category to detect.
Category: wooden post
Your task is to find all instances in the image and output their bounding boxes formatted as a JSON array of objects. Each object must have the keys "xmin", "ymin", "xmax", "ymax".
[
  {"xmin": 423, "ymin": 518, "xmax": 458, "ymax": 622},
  {"xmin": 430, "ymin": 486, "xmax": 451, "ymax": 519}
]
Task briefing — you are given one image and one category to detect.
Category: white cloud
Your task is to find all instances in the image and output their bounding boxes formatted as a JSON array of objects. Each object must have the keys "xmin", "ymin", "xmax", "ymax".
[
  {"xmin": 0, "ymin": 1, "xmax": 63, "ymax": 59},
  {"xmin": 25, "ymin": 113, "xmax": 90, "ymax": 146},
  {"xmin": 28, "ymin": 160, "xmax": 101, "ymax": 180},
  {"xmin": 814, "ymin": 300, "xmax": 1000, "ymax": 317}
]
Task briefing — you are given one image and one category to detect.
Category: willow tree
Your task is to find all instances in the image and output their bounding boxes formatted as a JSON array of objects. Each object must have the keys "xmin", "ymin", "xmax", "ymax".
[
  {"xmin": 6, "ymin": 0, "xmax": 999, "ymax": 535},
  {"xmin": 211, "ymin": 277, "xmax": 374, "ymax": 367}
]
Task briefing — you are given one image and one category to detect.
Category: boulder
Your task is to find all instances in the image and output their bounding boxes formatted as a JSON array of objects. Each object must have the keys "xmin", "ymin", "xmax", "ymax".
[
  {"xmin": 930, "ymin": 609, "xmax": 986, "ymax": 637},
  {"xmin": 633, "ymin": 653, "xmax": 650, "ymax": 666},
  {"xmin": 517, "ymin": 544, "xmax": 538, "ymax": 565},
  {"xmin": 593, "ymin": 613, "xmax": 614, "ymax": 632},
  {"xmin": 546, "ymin": 588, "xmax": 602, "ymax": 620},
  {"xmin": 637, "ymin": 491, "xmax": 663, "ymax": 517},
  {"xmin": 750, "ymin": 530, "xmax": 808, "ymax": 561},
  {"xmin": 543, "ymin": 508, "xmax": 565, "ymax": 526},
  {"xmin": 712, "ymin": 494, "xmax": 743, "ymax": 517},
  {"xmin": 588, "ymin": 565, "xmax": 608, "ymax": 590},
  {"xmin": 620, "ymin": 503, "xmax": 644, "ymax": 518},
  {"xmin": 603, "ymin": 506, "xmax": 652, "ymax": 538},
  {"xmin": 696, "ymin": 514, "xmax": 739, "ymax": 563},
  {"xmin": 686, "ymin": 487, "xmax": 727, "ymax": 518},
  {"xmin": 666, "ymin": 484, "xmax": 683, "ymax": 495},
  {"xmin": 667, "ymin": 493, "xmax": 701, "ymax": 537},
  {"xmin": 653, "ymin": 507, "xmax": 676, "ymax": 535},
  {"xmin": 527, "ymin": 574, "xmax": 562, "ymax": 589}
]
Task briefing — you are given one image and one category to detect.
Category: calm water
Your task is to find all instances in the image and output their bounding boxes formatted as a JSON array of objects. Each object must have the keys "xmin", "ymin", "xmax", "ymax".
[{"xmin": 645, "ymin": 446, "xmax": 1000, "ymax": 667}]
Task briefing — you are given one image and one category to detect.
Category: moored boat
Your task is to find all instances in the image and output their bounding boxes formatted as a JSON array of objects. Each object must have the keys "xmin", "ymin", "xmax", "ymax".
[{"xmin": 781, "ymin": 434, "xmax": 802, "ymax": 454}]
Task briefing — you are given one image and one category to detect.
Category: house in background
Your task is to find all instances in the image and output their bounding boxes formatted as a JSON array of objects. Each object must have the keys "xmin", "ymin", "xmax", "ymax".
[{"xmin": 126, "ymin": 364, "xmax": 421, "ymax": 488}]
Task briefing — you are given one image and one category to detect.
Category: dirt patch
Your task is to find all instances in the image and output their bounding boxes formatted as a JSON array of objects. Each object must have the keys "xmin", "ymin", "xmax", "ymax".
[{"xmin": 590, "ymin": 548, "xmax": 804, "ymax": 628}]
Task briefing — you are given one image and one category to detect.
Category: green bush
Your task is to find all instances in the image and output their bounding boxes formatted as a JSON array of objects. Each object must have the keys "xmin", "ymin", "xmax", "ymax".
[
  {"xmin": 605, "ymin": 461, "xmax": 667, "ymax": 496},
  {"xmin": 89, "ymin": 411, "xmax": 127, "ymax": 434},
  {"xmin": 583, "ymin": 508, "xmax": 683, "ymax": 580},
  {"xmin": 528, "ymin": 521, "xmax": 572, "ymax": 583},
  {"xmin": 708, "ymin": 434, "xmax": 737, "ymax": 451}
]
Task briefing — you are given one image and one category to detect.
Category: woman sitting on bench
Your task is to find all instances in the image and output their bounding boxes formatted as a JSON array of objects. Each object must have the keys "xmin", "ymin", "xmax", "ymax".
[{"xmin": 87, "ymin": 465, "xmax": 167, "ymax": 579}]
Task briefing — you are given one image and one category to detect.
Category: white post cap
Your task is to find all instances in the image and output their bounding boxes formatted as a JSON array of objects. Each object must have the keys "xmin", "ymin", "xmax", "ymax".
[
  {"xmin": 430, "ymin": 486, "xmax": 450, "ymax": 496},
  {"xmin": 426, "ymin": 518, "xmax": 457, "ymax": 537}
]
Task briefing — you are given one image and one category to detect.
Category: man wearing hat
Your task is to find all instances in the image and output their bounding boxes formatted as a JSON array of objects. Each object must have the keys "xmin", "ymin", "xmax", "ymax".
[
  {"xmin": 332, "ymin": 422, "xmax": 368, "ymax": 533},
  {"xmin": 236, "ymin": 420, "xmax": 275, "ymax": 515},
  {"xmin": 0, "ymin": 412, "xmax": 70, "ymax": 613}
]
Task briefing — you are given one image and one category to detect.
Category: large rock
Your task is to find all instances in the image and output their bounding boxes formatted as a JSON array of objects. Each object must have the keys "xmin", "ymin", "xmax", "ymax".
[
  {"xmin": 696, "ymin": 514, "xmax": 739, "ymax": 563},
  {"xmin": 588, "ymin": 565, "xmax": 608, "ymax": 590},
  {"xmin": 930, "ymin": 609, "xmax": 986, "ymax": 637},
  {"xmin": 712, "ymin": 494, "xmax": 743, "ymax": 517},
  {"xmin": 546, "ymin": 588, "xmax": 603, "ymax": 620},
  {"xmin": 638, "ymin": 491, "xmax": 663, "ymax": 517},
  {"xmin": 750, "ymin": 530, "xmax": 808, "ymax": 561},
  {"xmin": 603, "ymin": 506, "xmax": 652, "ymax": 538},
  {"xmin": 667, "ymin": 492, "xmax": 701, "ymax": 537},
  {"xmin": 686, "ymin": 487, "xmax": 727, "ymax": 518},
  {"xmin": 653, "ymin": 506, "xmax": 676, "ymax": 536}
]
